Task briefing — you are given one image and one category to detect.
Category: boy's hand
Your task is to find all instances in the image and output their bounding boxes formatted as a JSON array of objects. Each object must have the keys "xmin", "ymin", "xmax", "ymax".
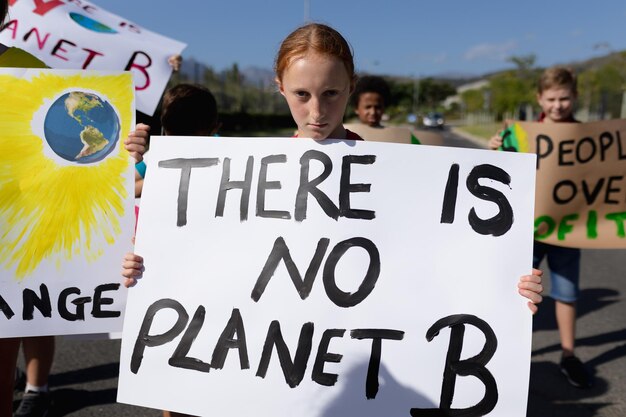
[
  {"xmin": 122, "ymin": 252, "xmax": 144, "ymax": 288},
  {"xmin": 518, "ymin": 268, "xmax": 543, "ymax": 314},
  {"xmin": 125, "ymin": 123, "xmax": 150, "ymax": 163},
  {"xmin": 488, "ymin": 132, "xmax": 503, "ymax": 150}
]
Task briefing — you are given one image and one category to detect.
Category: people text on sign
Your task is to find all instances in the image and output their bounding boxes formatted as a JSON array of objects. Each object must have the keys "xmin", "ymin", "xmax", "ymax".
[{"xmin": 536, "ymin": 130, "xmax": 626, "ymax": 169}]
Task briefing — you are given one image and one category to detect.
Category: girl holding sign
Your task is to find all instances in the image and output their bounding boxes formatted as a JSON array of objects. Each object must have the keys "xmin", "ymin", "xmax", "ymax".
[
  {"xmin": 123, "ymin": 23, "xmax": 543, "ymax": 313},
  {"xmin": 0, "ymin": 2, "xmax": 148, "ymax": 416},
  {"xmin": 275, "ymin": 23, "xmax": 362, "ymax": 141},
  {"xmin": 121, "ymin": 23, "xmax": 544, "ymax": 417}
]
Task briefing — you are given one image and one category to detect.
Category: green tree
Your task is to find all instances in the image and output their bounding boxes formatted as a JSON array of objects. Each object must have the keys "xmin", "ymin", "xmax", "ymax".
[
  {"xmin": 223, "ymin": 63, "xmax": 244, "ymax": 112},
  {"xmin": 488, "ymin": 54, "xmax": 538, "ymax": 118},
  {"xmin": 417, "ymin": 78, "xmax": 456, "ymax": 109},
  {"xmin": 460, "ymin": 89, "xmax": 485, "ymax": 112},
  {"xmin": 579, "ymin": 60, "xmax": 625, "ymax": 117},
  {"xmin": 489, "ymin": 71, "xmax": 531, "ymax": 116},
  {"xmin": 384, "ymin": 77, "xmax": 455, "ymax": 118},
  {"xmin": 508, "ymin": 54, "xmax": 536, "ymax": 78}
]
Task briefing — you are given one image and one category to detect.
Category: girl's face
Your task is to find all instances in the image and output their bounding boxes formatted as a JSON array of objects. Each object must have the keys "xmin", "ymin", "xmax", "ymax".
[{"xmin": 278, "ymin": 52, "xmax": 353, "ymax": 140}]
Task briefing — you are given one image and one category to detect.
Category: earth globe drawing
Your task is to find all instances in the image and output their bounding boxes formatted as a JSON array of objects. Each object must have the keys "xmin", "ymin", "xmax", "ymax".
[
  {"xmin": 43, "ymin": 91, "xmax": 120, "ymax": 164},
  {"xmin": 69, "ymin": 12, "xmax": 118, "ymax": 34}
]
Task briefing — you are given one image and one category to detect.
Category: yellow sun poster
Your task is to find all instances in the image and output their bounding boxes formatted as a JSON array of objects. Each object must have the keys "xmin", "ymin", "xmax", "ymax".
[{"xmin": 0, "ymin": 68, "xmax": 135, "ymax": 337}]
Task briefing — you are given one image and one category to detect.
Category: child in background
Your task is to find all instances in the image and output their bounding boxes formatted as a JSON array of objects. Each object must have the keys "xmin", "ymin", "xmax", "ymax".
[
  {"xmin": 135, "ymin": 83, "xmax": 219, "ymax": 197},
  {"xmin": 134, "ymin": 83, "xmax": 219, "ymax": 417},
  {"xmin": 161, "ymin": 83, "xmax": 219, "ymax": 136},
  {"xmin": 488, "ymin": 66, "xmax": 592, "ymax": 388},
  {"xmin": 122, "ymin": 22, "xmax": 544, "ymax": 416},
  {"xmin": 350, "ymin": 75, "xmax": 421, "ymax": 144},
  {"xmin": 352, "ymin": 75, "xmax": 390, "ymax": 128}
]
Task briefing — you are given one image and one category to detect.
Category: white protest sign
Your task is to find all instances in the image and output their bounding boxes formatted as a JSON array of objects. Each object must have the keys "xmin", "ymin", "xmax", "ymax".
[
  {"xmin": 0, "ymin": 68, "xmax": 135, "ymax": 337},
  {"xmin": 118, "ymin": 137, "xmax": 537, "ymax": 417},
  {"xmin": 1, "ymin": 0, "xmax": 187, "ymax": 115}
]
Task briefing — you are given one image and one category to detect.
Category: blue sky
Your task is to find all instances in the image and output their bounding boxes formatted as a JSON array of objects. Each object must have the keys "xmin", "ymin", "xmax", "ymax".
[{"xmin": 96, "ymin": 0, "xmax": 626, "ymax": 78}]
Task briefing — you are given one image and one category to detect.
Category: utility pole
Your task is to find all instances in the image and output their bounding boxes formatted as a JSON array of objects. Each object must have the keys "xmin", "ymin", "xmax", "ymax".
[
  {"xmin": 304, "ymin": 0, "xmax": 310, "ymax": 22},
  {"xmin": 412, "ymin": 76, "xmax": 420, "ymax": 124}
]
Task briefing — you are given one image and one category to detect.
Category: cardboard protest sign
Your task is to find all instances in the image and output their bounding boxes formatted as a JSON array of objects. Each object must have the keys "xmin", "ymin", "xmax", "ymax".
[
  {"xmin": 413, "ymin": 128, "xmax": 445, "ymax": 146},
  {"xmin": 344, "ymin": 123, "xmax": 444, "ymax": 146},
  {"xmin": 502, "ymin": 120, "xmax": 626, "ymax": 248},
  {"xmin": 1, "ymin": 0, "xmax": 187, "ymax": 115},
  {"xmin": 118, "ymin": 137, "xmax": 537, "ymax": 417},
  {"xmin": 344, "ymin": 124, "xmax": 417, "ymax": 144},
  {"xmin": 0, "ymin": 68, "xmax": 135, "ymax": 337}
]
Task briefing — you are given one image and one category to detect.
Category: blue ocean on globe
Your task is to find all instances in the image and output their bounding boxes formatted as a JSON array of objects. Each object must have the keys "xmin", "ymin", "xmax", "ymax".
[
  {"xmin": 43, "ymin": 91, "xmax": 120, "ymax": 164},
  {"xmin": 69, "ymin": 12, "xmax": 118, "ymax": 34}
]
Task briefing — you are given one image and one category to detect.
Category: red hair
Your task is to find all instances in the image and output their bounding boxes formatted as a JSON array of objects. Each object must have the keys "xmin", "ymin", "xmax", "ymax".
[{"xmin": 275, "ymin": 23, "xmax": 355, "ymax": 83}]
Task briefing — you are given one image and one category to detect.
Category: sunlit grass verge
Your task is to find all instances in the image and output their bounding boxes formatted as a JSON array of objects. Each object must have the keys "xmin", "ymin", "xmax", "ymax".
[{"xmin": 454, "ymin": 123, "xmax": 502, "ymax": 140}]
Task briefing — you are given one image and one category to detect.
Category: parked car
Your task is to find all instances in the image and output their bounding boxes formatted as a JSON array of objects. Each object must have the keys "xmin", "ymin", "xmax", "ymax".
[{"xmin": 423, "ymin": 112, "xmax": 445, "ymax": 129}]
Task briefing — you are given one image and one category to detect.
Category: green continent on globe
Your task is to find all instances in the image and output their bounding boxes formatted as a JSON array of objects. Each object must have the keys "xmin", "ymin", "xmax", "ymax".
[
  {"xmin": 65, "ymin": 92, "xmax": 103, "ymax": 125},
  {"xmin": 76, "ymin": 125, "xmax": 109, "ymax": 159}
]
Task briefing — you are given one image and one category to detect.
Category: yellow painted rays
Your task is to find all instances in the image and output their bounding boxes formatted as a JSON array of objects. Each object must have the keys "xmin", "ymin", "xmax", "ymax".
[{"xmin": 0, "ymin": 70, "xmax": 133, "ymax": 279}]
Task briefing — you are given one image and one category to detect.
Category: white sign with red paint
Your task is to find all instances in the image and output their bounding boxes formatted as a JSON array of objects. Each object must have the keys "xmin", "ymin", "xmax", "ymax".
[{"xmin": 1, "ymin": 0, "xmax": 186, "ymax": 115}]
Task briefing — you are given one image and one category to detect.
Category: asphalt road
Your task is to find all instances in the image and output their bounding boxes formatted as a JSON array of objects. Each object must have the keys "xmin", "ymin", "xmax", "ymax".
[{"xmin": 13, "ymin": 128, "xmax": 626, "ymax": 416}]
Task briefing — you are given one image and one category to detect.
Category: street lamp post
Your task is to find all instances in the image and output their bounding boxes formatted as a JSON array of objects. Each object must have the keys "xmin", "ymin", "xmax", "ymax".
[
  {"xmin": 304, "ymin": 0, "xmax": 310, "ymax": 22},
  {"xmin": 411, "ymin": 75, "xmax": 420, "ymax": 126}
]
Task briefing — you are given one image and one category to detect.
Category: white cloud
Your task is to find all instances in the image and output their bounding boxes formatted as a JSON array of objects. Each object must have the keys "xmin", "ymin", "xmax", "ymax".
[{"xmin": 464, "ymin": 41, "xmax": 517, "ymax": 61}]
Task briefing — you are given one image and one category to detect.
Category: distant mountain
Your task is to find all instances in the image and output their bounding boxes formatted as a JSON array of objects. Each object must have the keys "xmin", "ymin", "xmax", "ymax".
[
  {"xmin": 443, "ymin": 50, "xmax": 626, "ymax": 83},
  {"xmin": 241, "ymin": 66, "xmax": 275, "ymax": 88},
  {"xmin": 563, "ymin": 50, "xmax": 626, "ymax": 72},
  {"xmin": 179, "ymin": 50, "xmax": 625, "ymax": 88},
  {"xmin": 179, "ymin": 58, "xmax": 275, "ymax": 88},
  {"xmin": 179, "ymin": 56, "xmax": 211, "ymax": 83}
]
